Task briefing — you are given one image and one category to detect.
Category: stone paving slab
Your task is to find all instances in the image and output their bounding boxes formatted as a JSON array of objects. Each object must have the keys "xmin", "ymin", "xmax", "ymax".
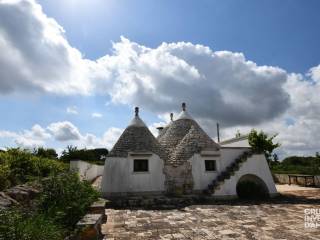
[{"xmin": 102, "ymin": 188, "xmax": 320, "ymax": 240}]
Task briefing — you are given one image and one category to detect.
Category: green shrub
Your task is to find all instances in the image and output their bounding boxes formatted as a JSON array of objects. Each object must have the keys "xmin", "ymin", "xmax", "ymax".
[
  {"xmin": 0, "ymin": 209, "xmax": 63, "ymax": 240},
  {"xmin": 236, "ymin": 180, "xmax": 269, "ymax": 199},
  {"xmin": 38, "ymin": 171, "xmax": 99, "ymax": 228},
  {"xmin": 0, "ymin": 148, "xmax": 67, "ymax": 190},
  {"xmin": 0, "ymin": 164, "xmax": 10, "ymax": 190},
  {"xmin": 271, "ymin": 155, "xmax": 320, "ymax": 175}
]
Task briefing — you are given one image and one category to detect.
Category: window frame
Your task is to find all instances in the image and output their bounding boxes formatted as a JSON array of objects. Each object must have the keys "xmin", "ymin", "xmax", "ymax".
[
  {"xmin": 204, "ymin": 159, "xmax": 217, "ymax": 172},
  {"xmin": 133, "ymin": 159, "xmax": 149, "ymax": 173}
]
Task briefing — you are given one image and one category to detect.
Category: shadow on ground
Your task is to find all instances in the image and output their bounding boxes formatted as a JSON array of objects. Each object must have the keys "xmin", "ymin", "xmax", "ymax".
[{"xmin": 104, "ymin": 188, "xmax": 320, "ymax": 210}]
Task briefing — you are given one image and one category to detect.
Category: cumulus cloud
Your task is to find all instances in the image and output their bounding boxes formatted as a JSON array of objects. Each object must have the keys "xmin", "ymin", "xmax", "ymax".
[
  {"xmin": 47, "ymin": 121, "xmax": 81, "ymax": 141},
  {"xmin": 0, "ymin": 124, "xmax": 50, "ymax": 148},
  {"xmin": 83, "ymin": 127, "xmax": 123, "ymax": 149},
  {"xmin": 99, "ymin": 39, "xmax": 290, "ymax": 127},
  {"xmin": 0, "ymin": 0, "xmax": 92, "ymax": 94},
  {"xmin": 0, "ymin": 121, "xmax": 123, "ymax": 150},
  {"xmin": 0, "ymin": 0, "xmax": 290, "ymax": 126}
]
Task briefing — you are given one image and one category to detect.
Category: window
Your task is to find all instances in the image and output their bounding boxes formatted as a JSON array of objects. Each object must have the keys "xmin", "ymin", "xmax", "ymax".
[
  {"xmin": 205, "ymin": 160, "xmax": 216, "ymax": 171},
  {"xmin": 134, "ymin": 159, "xmax": 148, "ymax": 172}
]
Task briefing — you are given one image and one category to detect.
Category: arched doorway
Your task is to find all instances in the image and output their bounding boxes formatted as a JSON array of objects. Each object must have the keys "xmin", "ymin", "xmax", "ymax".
[{"xmin": 236, "ymin": 174, "xmax": 269, "ymax": 199}]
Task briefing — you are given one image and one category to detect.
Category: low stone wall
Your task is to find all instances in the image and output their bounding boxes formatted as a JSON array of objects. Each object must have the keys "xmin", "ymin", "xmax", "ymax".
[
  {"xmin": 273, "ymin": 173, "xmax": 320, "ymax": 186},
  {"xmin": 70, "ymin": 160, "xmax": 104, "ymax": 182}
]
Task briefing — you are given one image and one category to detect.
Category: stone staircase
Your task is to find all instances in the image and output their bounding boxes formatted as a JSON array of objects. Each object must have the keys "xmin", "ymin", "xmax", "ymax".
[{"xmin": 203, "ymin": 150, "xmax": 253, "ymax": 195}]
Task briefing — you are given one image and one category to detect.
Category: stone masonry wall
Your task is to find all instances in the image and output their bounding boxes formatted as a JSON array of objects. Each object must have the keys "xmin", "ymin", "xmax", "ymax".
[{"xmin": 164, "ymin": 162, "xmax": 194, "ymax": 195}]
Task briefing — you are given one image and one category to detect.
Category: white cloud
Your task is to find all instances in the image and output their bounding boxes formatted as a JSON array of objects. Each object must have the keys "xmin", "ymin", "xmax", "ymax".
[
  {"xmin": 94, "ymin": 38, "xmax": 290, "ymax": 127},
  {"xmin": 0, "ymin": 0, "xmax": 92, "ymax": 94},
  {"xmin": 91, "ymin": 112, "xmax": 103, "ymax": 118},
  {"xmin": 0, "ymin": 1, "xmax": 290, "ymax": 126},
  {"xmin": 47, "ymin": 121, "xmax": 81, "ymax": 141},
  {"xmin": 83, "ymin": 127, "xmax": 123, "ymax": 149},
  {"xmin": 0, "ymin": 124, "xmax": 50, "ymax": 148},
  {"xmin": 0, "ymin": 121, "xmax": 123, "ymax": 151},
  {"xmin": 66, "ymin": 106, "xmax": 78, "ymax": 115}
]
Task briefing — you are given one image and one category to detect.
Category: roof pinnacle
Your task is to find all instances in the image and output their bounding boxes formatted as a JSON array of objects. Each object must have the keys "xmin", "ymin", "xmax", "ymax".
[
  {"xmin": 135, "ymin": 107, "xmax": 139, "ymax": 116},
  {"xmin": 182, "ymin": 102, "xmax": 186, "ymax": 111},
  {"xmin": 170, "ymin": 113, "xmax": 174, "ymax": 121}
]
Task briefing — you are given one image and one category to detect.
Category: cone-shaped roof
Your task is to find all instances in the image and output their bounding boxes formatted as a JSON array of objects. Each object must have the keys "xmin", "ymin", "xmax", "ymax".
[
  {"xmin": 108, "ymin": 107, "xmax": 166, "ymax": 159},
  {"xmin": 159, "ymin": 103, "xmax": 219, "ymax": 165},
  {"xmin": 108, "ymin": 103, "xmax": 219, "ymax": 165},
  {"xmin": 170, "ymin": 123, "xmax": 219, "ymax": 165},
  {"xmin": 157, "ymin": 113, "xmax": 174, "ymax": 140}
]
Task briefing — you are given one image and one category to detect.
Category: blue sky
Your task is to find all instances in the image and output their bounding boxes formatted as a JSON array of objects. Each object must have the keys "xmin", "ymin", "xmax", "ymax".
[
  {"xmin": 38, "ymin": 0, "xmax": 320, "ymax": 73},
  {"xmin": 0, "ymin": 0, "xmax": 320, "ymax": 157}
]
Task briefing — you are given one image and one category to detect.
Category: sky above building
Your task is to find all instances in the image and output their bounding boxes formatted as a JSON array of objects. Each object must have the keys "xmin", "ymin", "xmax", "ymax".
[{"xmin": 0, "ymin": 0, "xmax": 320, "ymax": 157}]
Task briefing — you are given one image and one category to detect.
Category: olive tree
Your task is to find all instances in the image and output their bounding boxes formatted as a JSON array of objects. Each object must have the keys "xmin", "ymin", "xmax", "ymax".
[{"xmin": 248, "ymin": 129, "xmax": 280, "ymax": 164}]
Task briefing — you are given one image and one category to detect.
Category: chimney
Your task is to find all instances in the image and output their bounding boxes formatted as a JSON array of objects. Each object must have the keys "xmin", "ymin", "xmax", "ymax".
[{"xmin": 156, "ymin": 126, "xmax": 164, "ymax": 136}]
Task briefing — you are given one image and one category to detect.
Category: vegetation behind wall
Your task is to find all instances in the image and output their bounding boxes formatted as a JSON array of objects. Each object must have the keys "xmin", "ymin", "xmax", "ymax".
[{"xmin": 271, "ymin": 154, "xmax": 320, "ymax": 175}]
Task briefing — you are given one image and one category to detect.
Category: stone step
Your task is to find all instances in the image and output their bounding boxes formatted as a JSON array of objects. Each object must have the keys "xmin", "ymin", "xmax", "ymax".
[
  {"xmin": 204, "ymin": 151, "xmax": 252, "ymax": 195},
  {"xmin": 76, "ymin": 214, "xmax": 104, "ymax": 240}
]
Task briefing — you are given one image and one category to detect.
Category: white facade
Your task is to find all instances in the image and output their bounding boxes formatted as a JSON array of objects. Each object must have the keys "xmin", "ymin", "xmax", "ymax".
[
  {"xmin": 101, "ymin": 152, "xmax": 166, "ymax": 196},
  {"xmin": 191, "ymin": 152, "xmax": 220, "ymax": 190},
  {"xmin": 101, "ymin": 148, "xmax": 278, "ymax": 198},
  {"xmin": 213, "ymin": 153, "xmax": 278, "ymax": 197},
  {"xmin": 100, "ymin": 105, "xmax": 278, "ymax": 198}
]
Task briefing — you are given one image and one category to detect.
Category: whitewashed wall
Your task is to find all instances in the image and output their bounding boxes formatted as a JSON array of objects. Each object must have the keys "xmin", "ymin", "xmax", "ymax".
[
  {"xmin": 101, "ymin": 153, "xmax": 165, "ymax": 196},
  {"xmin": 191, "ymin": 153, "xmax": 220, "ymax": 190},
  {"xmin": 219, "ymin": 147, "xmax": 248, "ymax": 169},
  {"xmin": 70, "ymin": 160, "xmax": 104, "ymax": 181},
  {"xmin": 214, "ymin": 154, "xmax": 278, "ymax": 198},
  {"xmin": 191, "ymin": 148, "xmax": 251, "ymax": 191}
]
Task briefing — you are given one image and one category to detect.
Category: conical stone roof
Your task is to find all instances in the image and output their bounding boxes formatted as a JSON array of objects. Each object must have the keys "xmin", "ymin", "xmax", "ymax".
[
  {"xmin": 108, "ymin": 104, "xmax": 219, "ymax": 165},
  {"xmin": 159, "ymin": 103, "xmax": 219, "ymax": 165},
  {"xmin": 108, "ymin": 107, "xmax": 166, "ymax": 159},
  {"xmin": 157, "ymin": 113, "xmax": 174, "ymax": 140}
]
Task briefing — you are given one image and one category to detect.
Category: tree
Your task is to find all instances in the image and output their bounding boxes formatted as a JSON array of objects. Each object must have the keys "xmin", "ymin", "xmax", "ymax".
[
  {"xmin": 60, "ymin": 145, "xmax": 108, "ymax": 163},
  {"xmin": 273, "ymin": 153, "xmax": 279, "ymax": 163},
  {"xmin": 248, "ymin": 129, "xmax": 280, "ymax": 164},
  {"xmin": 33, "ymin": 147, "xmax": 58, "ymax": 159}
]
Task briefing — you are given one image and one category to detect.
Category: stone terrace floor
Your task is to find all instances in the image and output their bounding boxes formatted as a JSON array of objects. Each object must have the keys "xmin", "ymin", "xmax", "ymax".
[{"xmin": 102, "ymin": 185, "xmax": 320, "ymax": 240}]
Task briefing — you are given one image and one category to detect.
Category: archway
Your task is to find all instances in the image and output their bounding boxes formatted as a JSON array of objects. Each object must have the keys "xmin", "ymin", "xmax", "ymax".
[{"xmin": 236, "ymin": 174, "xmax": 269, "ymax": 199}]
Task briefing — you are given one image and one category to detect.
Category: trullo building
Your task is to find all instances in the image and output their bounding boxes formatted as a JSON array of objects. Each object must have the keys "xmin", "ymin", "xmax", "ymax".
[{"xmin": 101, "ymin": 103, "xmax": 277, "ymax": 198}]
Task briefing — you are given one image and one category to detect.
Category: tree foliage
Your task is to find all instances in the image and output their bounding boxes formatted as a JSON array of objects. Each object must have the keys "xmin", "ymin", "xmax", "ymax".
[
  {"xmin": 60, "ymin": 145, "xmax": 108, "ymax": 164},
  {"xmin": 0, "ymin": 148, "xmax": 66, "ymax": 190},
  {"xmin": 248, "ymin": 129, "xmax": 280, "ymax": 163},
  {"xmin": 32, "ymin": 147, "xmax": 58, "ymax": 159},
  {"xmin": 271, "ymin": 154, "xmax": 320, "ymax": 175}
]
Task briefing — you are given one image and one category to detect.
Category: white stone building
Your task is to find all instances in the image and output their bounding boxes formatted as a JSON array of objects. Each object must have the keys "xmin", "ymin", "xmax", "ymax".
[{"xmin": 101, "ymin": 103, "xmax": 277, "ymax": 198}]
